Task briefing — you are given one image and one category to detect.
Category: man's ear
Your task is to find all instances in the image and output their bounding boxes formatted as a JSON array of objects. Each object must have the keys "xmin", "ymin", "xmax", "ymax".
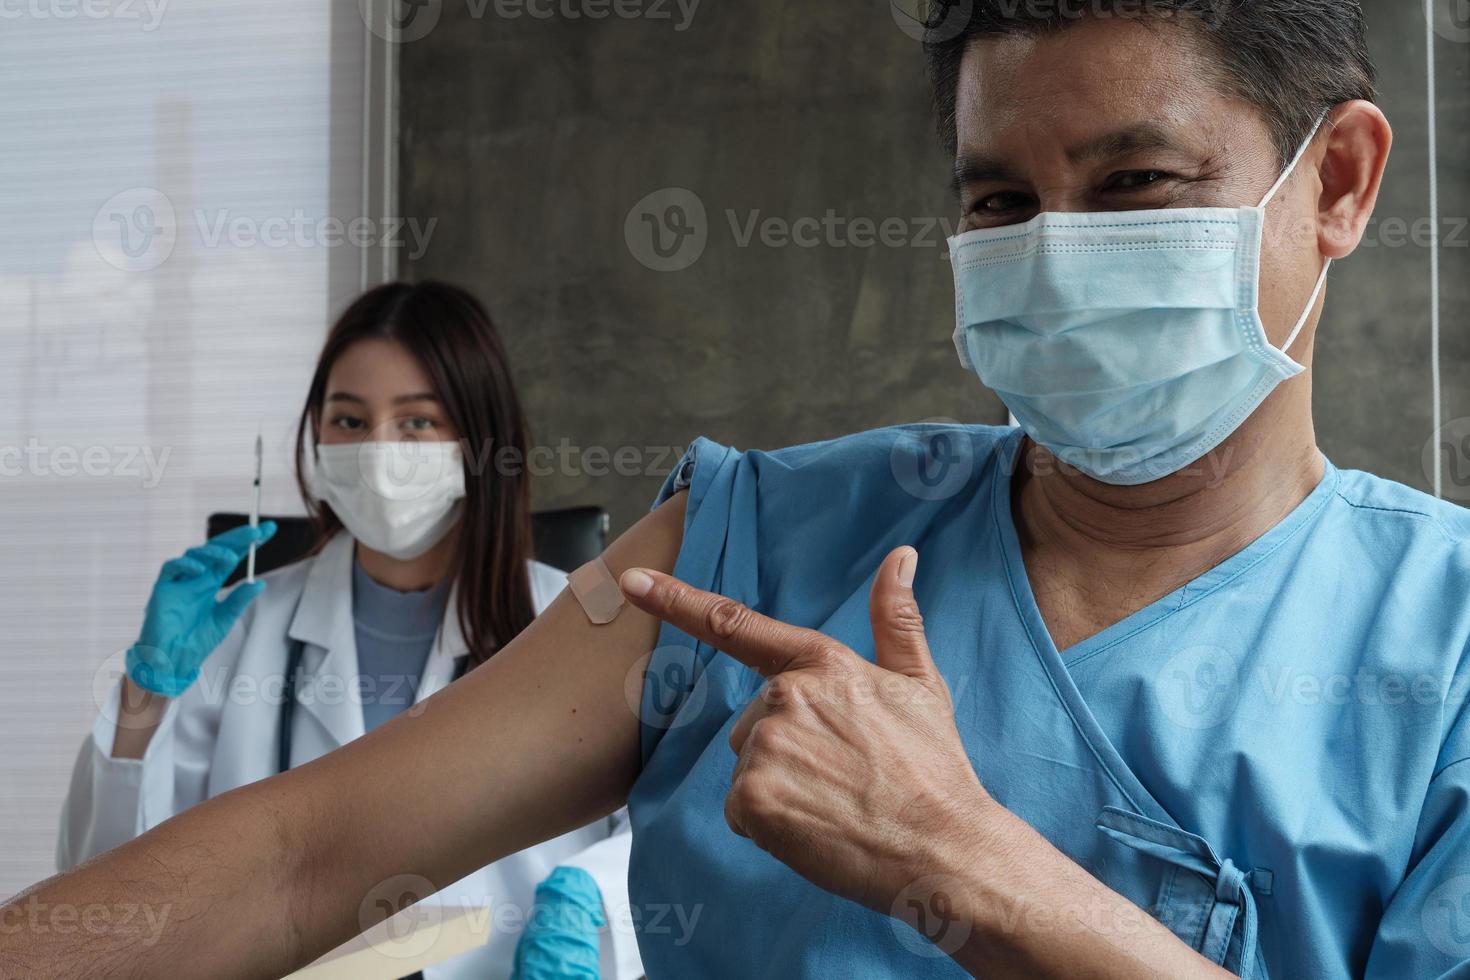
[{"xmin": 1317, "ymin": 100, "xmax": 1393, "ymax": 260}]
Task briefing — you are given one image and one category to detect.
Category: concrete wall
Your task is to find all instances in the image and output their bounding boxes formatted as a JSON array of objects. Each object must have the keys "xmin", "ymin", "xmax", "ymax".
[{"xmin": 400, "ymin": 1, "xmax": 1468, "ymax": 534}]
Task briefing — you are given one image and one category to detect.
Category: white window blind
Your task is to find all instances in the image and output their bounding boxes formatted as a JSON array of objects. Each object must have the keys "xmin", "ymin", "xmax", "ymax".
[{"xmin": 0, "ymin": 0, "xmax": 392, "ymax": 895}]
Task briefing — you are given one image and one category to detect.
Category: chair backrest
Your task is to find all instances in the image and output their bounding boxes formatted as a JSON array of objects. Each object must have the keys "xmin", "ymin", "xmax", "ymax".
[{"xmin": 207, "ymin": 506, "xmax": 609, "ymax": 586}]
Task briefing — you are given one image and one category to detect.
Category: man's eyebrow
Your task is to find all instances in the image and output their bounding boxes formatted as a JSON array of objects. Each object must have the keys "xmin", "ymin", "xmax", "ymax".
[
  {"xmin": 950, "ymin": 157, "xmax": 1022, "ymax": 201},
  {"xmin": 951, "ymin": 123, "xmax": 1188, "ymax": 200}
]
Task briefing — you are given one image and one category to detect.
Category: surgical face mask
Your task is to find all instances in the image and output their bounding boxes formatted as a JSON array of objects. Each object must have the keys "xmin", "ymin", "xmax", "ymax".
[
  {"xmin": 311, "ymin": 441, "xmax": 466, "ymax": 560},
  {"xmin": 948, "ymin": 116, "xmax": 1332, "ymax": 485}
]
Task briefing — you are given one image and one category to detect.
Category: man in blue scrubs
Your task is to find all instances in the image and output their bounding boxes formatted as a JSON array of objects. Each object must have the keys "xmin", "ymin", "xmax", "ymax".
[
  {"xmin": 614, "ymin": 3, "xmax": 1468, "ymax": 976},
  {"xmin": 3, "ymin": 2, "xmax": 1465, "ymax": 977}
]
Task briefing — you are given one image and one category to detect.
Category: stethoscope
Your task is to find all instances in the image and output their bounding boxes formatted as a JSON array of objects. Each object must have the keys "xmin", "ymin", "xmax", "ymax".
[{"xmin": 276, "ymin": 639, "xmax": 470, "ymax": 774}]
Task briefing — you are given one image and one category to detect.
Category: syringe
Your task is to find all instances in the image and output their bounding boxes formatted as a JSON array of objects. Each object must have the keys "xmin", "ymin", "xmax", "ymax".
[{"xmin": 247, "ymin": 431, "xmax": 262, "ymax": 584}]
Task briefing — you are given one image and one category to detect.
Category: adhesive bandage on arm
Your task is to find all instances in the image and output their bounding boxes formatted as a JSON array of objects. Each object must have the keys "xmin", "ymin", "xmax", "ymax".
[{"xmin": 568, "ymin": 557, "xmax": 625, "ymax": 625}]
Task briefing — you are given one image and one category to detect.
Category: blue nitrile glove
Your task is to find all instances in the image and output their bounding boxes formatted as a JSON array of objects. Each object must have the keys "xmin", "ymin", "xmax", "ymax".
[
  {"xmin": 510, "ymin": 866, "xmax": 606, "ymax": 980},
  {"xmin": 125, "ymin": 521, "xmax": 278, "ymax": 697}
]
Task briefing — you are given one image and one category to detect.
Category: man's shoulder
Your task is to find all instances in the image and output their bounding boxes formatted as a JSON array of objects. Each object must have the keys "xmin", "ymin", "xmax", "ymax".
[
  {"xmin": 666, "ymin": 423, "xmax": 1015, "ymax": 514},
  {"xmin": 1330, "ymin": 465, "xmax": 1470, "ymax": 551},
  {"xmin": 752, "ymin": 421, "xmax": 1015, "ymax": 486}
]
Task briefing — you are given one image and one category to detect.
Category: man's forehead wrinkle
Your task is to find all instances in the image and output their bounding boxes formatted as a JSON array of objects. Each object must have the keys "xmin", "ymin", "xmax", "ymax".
[{"xmin": 1063, "ymin": 123, "xmax": 1182, "ymax": 164}]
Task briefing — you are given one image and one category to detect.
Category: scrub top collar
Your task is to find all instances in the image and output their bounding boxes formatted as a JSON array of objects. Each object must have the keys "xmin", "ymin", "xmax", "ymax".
[{"xmin": 987, "ymin": 425, "xmax": 1341, "ymax": 825}]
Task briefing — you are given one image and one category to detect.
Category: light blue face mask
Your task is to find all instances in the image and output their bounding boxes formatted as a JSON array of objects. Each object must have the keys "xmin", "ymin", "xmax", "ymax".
[{"xmin": 948, "ymin": 117, "xmax": 1332, "ymax": 486}]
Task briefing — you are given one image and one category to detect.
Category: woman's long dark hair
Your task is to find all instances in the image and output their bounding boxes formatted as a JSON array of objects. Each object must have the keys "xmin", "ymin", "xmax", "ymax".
[{"xmin": 294, "ymin": 280, "xmax": 536, "ymax": 666}]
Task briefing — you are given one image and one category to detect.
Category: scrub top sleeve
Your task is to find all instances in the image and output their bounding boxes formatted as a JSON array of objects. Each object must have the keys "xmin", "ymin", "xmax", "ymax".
[
  {"xmin": 640, "ymin": 437, "xmax": 751, "ymax": 766},
  {"xmin": 1362, "ymin": 756, "xmax": 1470, "ymax": 977}
]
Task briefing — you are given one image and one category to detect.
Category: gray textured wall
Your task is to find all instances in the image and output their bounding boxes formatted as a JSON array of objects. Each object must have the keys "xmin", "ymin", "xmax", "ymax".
[{"xmin": 400, "ymin": 1, "xmax": 1468, "ymax": 534}]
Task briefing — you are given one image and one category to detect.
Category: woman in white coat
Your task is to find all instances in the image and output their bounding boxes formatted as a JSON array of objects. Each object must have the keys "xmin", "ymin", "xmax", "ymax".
[{"xmin": 57, "ymin": 281, "xmax": 642, "ymax": 980}]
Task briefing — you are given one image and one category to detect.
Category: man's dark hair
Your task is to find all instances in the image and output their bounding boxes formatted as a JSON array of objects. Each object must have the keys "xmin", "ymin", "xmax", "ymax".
[{"xmin": 924, "ymin": 0, "xmax": 1377, "ymax": 167}]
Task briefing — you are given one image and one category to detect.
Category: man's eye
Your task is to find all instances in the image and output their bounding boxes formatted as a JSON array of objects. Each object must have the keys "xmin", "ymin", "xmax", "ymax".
[
  {"xmin": 1107, "ymin": 170, "xmax": 1173, "ymax": 191},
  {"xmin": 973, "ymin": 191, "xmax": 1030, "ymax": 214}
]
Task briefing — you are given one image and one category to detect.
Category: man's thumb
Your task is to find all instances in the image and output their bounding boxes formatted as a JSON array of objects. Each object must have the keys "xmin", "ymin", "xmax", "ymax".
[{"xmin": 868, "ymin": 547, "xmax": 938, "ymax": 682}]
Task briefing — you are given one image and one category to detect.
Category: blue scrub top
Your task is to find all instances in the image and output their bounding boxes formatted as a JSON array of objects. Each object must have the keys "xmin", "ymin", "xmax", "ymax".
[{"xmin": 626, "ymin": 424, "xmax": 1470, "ymax": 979}]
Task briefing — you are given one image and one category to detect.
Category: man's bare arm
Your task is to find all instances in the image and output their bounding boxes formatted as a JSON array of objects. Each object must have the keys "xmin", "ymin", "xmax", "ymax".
[{"xmin": 0, "ymin": 493, "xmax": 687, "ymax": 980}]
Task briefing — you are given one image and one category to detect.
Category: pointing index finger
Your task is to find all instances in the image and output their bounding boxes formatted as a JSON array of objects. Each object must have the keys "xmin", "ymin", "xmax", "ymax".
[{"xmin": 619, "ymin": 567, "xmax": 840, "ymax": 677}]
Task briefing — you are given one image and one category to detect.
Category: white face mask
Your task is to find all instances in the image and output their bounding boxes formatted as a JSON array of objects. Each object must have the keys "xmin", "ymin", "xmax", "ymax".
[
  {"xmin": 948, "ymin": 114, "xmax": 1332, "ymax": 485},
  {"xmin": 311, "ymin": 441, "xmax": 467, "ymax": 560}
]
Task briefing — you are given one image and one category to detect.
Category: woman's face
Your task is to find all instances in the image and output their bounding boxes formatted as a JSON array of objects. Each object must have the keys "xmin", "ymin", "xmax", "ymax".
[{"xmin": 318, "ymin": 338, "xmax": 459, "ymax": 445}]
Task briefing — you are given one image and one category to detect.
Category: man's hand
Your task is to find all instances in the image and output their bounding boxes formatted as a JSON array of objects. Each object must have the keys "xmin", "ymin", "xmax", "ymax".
[
  {"xmin": 618, "ymin": 546, "xmax": 994, "ymax": 916},
  {"xmin": 620, "ymin": 547, "xmax": 1236, "ymax": 979}
]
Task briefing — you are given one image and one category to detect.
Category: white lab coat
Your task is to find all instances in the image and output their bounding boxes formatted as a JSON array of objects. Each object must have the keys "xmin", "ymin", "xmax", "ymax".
[{"xmin": 58, "ymin": 532, "xmax": 641, "ymax": 980}]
